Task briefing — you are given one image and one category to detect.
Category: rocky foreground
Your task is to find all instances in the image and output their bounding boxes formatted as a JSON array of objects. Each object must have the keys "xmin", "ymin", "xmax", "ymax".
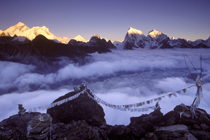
[{"xmin": 0, "ymin": 88, "xmax": 210, "ymax": 140}]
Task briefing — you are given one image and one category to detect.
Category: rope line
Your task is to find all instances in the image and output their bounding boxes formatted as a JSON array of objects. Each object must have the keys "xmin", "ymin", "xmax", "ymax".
[
  {"xmin": 186, "ymin": 54, "xmax": 199, "ymax": 75},
  {"xmin": 184, "ymin": 55, "xmax": 196, "ymax": 81},
  {"xmin": 200, "ymin": 54, "xmax": 202, "ymax": 78}
]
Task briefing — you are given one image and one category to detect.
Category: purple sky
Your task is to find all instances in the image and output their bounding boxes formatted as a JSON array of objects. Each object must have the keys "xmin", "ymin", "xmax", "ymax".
[{"xmin": 0, "ymin": 0, "xmax": 210, "ymax": 41}]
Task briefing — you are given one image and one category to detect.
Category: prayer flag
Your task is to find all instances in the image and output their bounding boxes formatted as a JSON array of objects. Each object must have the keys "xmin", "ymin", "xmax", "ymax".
[{"xmin": 182, "ymin": 89, "xmax": 187, "ymax": 93}]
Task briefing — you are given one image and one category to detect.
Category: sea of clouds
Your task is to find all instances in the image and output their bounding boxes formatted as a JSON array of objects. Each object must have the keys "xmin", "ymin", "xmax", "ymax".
[{"xmin": 0, "ymin": 48, "xmax": 210, "ymax": 125}]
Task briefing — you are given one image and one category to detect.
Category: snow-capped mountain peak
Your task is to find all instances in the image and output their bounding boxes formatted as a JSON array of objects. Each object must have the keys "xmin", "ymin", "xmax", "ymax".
[
  {"xmin": 121, "ymin": 27, "xmax": 146, "ymax": 49},
  {"xmin": 24, "ymin": 26, "xmax": 55, "ymax": 40},
  {"xmin": 16, "ymin": 22, "xmax": 26, "ymax": 26},
  {"xmin": 93, "ymin": 34, "xmax": 100, "ymax": 38},
  {"xmin": 4, "ymin": 22, "xmax": 30, "ymax": 37},
  {"xmin": 148, "ymin": 29, "xmax": 163, "ymax": 38},
  {"xmin": 73, "ymin": 35, "xmax": 86, "ymax": 42},
  {"xmin": 3, "ymin": 22, "xmax": 72, "ymax": 44},
  {"xmin": 127, "ymin": 27, "xmax": 143, "ymax": 35}
]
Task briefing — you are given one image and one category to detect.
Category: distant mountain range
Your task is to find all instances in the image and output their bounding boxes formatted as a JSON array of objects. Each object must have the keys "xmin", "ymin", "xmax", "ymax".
[
  {"xmin": 115, "ymin": 27, "xmax": 210, "ymax": 49},
  {"xmin": 0, "ymin": 22, "xmax": 114, "ymax": 45},
  {"xmin": 0, "ymin": 22, "xmax": 116, "ymax": 69},
  {"xmin": 0, "ymin": 22, "xmax": 210, "ymax": 49},
  {"xmin": 1, "ymin": 22, "xmax": 70, "ymax": 44}
]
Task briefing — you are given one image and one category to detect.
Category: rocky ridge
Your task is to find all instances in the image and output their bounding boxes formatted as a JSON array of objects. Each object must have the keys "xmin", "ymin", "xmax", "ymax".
[
  {"xmin": 0, "ymin": 84, "xmax": 210, "ymax": 140},
  {"xmin": 68, "ymin": 34, "xmax": 116, "ymax": 49},
  {"xmin": 0, "ymin": 35, "xmax": 111, "ymax": 66},
  {"xmin": 2, "ymin": 23, "xmax": 210, "ymax": 49},
  {"xmin": 118, "ymin": 27, "xmax": 210, "ymax": 49}
]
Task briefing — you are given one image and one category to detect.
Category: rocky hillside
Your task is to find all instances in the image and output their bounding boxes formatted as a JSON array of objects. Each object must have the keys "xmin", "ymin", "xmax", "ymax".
[
  {"xmin": 0, "ymin": 35, "xmax": 111, "ymax": 66},
  {"xmin": 68, "ymin": 34, "xmax": 116, "ymax": 49},
  {"xmin": 0, "ymin": 85, "xmax": 210, "ymax": 140}
]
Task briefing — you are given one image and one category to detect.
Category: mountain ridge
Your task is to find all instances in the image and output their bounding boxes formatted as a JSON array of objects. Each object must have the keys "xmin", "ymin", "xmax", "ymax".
[
  {"xmin": 3, "ymin": 22, "xmax": 72, "ymax": 44},
  {"xmin": 117, "ymin": 27, "xmax": 210, "ymax": 49},
  {"xmin": 1, "ymin": 23, "xmax": 210, "ymax": 49}
]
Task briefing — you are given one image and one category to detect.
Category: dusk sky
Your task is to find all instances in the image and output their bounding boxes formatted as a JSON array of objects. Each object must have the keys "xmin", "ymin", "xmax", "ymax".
[{"xmin": 1, "ymin": 0, "xmax": 210, "ymax": 41}]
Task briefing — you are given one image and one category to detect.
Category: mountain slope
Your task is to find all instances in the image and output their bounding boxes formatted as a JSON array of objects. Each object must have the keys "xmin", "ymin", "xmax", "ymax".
[{"xmin": 0, "ymin": 35, "xmax": 111, "ymax": 68}]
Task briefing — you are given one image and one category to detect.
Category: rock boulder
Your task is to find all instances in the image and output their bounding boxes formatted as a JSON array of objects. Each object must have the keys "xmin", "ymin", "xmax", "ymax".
[
  {"xmin": 0, "ymin": 112, "xmax": 40, "ymax": 140},
  {"xmin": 27, "ymin": 113, "xmax": 52, "ymax": 140},
  {"xmin": 47, "ymin": 88, "xmax": 106, "ymax": 127}
]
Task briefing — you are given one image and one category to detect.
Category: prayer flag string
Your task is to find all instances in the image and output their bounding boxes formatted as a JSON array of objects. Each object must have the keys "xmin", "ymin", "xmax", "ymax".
[{"xmin": 26, "ymin": 84, "xmax": 195, "ymax": 113}]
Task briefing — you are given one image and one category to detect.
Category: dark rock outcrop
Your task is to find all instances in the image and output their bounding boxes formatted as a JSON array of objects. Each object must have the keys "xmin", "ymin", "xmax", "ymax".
[
  {"xmin": 0, "ymin": 35, "xmax": 111, "ymax": 66},
  {"xmin": 27, "ymin": 113, "xmax": 52, "ymax": 140},
  {"xmin": 68, "ymin": 34, "xmax": 116, "ymax": 49},
  {"xmin": 194, "ymin": 43, "xmax": 209, "ymax": 48},
  {"xmin": 47, "ymin": 88, "xmax": 106, "ymax": 127},
  {"xmin": 51, "ymin": 120, "xmax": 107, "ymax": 140},
  {"xmin": 0, "ymin": 112, "xmax": 41, "ymax": 140},
  {"xmin": 1, "ymin": 90, "xmax": 210, "ymax": 140}
]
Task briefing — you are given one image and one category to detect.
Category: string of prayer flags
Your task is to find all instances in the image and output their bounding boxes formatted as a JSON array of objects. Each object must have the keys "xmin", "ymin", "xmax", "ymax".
[
  {"xmin": 27, "ymin": 84, "xmax": 195, "ymax": 113},
  {"xmin": 27, "ymin": 88, "xmax": 86, "ymax": 112},
  {"xmin": 87, "ymin": 92, "xmax": 156, "ymax": 112}
]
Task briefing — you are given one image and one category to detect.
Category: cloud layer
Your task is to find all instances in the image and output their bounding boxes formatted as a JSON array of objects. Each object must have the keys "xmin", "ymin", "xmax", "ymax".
[{"xmin": 0, "ymin": 48, "xmax": 210, "ymax": 125}]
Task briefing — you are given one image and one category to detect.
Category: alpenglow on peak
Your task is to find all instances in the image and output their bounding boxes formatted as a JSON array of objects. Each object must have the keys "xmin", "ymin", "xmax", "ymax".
[
  {"xmin": 128, "ymin": 27, "xmax": 143, "ymax": 35},
  {"xmin": 16, "ymin": 22, "xmax": 26, "ymax": 26},
  {"xmin": 148, "ymin": 29, "xmax": 163, "ymax": 38},
  {"xmin": 73, "ymin": 35, "xmax": 86, "ymax": 42}
]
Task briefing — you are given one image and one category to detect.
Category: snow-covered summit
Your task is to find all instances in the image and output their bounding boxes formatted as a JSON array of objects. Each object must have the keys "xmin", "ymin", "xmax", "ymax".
[
  {"xmin": 118, "ymin": 27, "xmax": 170, "ymax": 49},
  {"xmin": 148, "ymin": 29, "xmax": 163, "ymax": 38},
  {"xmin": 3, "ymin": 22, "xmax": 71, "ymax": 43},
  {"xmin": 93, "ymin": 34, "xmax": 100, "ymax": 38},
  {"xmin": 24, "ymin": 26, "xmax": 55, "ymax": 40},
  {"xmin": 171, "ymin": 37, "xmax": 175, "ymax": 40},
  {"xmin": 73, "ymin": 35, "xmax": 86, "ymax": 42},
  {"xmin": 4, "ymin": 22, "xmax": 30, "ymax": 37},
  {"xmin": 121, "ymin": 27, "xmax": 147, "ymax": 49},
  {"xmin": 127, "ymin": 27, "xmax": 143, "ymax": 35},
  {"xmin": 4, "ymin": 22, "xmax": 55, "ymax": 40},
  {"xmin": 16, "ymin": 22, "xmax": 25, "ymax": 26}
]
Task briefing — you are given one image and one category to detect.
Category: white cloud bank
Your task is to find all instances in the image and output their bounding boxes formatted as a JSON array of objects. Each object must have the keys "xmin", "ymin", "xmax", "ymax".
[{"xmin": 0, "ymin": 48, "xmax": 210, "ymax": 125}]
